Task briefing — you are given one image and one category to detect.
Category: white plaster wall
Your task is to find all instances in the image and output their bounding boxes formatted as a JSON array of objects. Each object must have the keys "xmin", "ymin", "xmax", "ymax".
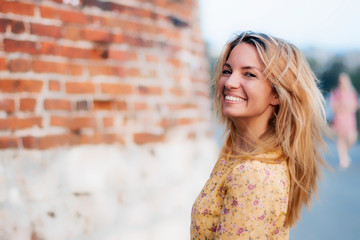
[{"xmin": 0, "ymin": 136, "xmax": 218, "ymax": 240}]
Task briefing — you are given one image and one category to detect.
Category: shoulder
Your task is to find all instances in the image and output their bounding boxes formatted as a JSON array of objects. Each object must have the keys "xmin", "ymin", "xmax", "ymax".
[
  {"xmin": 223, "ymin": 153, "xmax": 290, "ymax": 213},
  {"xmin": 226, "ymin": 153, "xmax": 289, "ymax": 191},
  {"xmin": 231, "ymin": 158, "xmax": 288, "ymax": 180},
  {"xmin": 232, "ymin": 151, "xmax": 288, "ymax": 173}
]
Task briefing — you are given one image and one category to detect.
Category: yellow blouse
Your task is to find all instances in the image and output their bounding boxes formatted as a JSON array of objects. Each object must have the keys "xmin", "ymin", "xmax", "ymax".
[{"xmin": 190, "ymin": 152, "xmax": 290, "ymax": 240}]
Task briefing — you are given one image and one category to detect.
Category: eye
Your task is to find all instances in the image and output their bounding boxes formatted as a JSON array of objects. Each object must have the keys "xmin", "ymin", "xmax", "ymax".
[
  {"xmin": 222, "ymin": 69, "xmax": 232, "ymax": 75},
  {"xmin": 244, "ymin": 72, "xmax": 256, "ymax": 78}
]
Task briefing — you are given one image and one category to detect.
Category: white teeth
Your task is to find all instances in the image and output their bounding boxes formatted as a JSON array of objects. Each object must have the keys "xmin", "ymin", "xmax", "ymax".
[{"xmin": 225, "ymin": 95, "xmax": 245, "ymax": 102}]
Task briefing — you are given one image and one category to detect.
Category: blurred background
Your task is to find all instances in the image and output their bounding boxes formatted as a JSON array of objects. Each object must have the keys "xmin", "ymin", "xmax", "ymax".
[
  {"xmin": 0, "ymin": 0, "xmax": 359, "ymax": 239},
  {"xmin": 199, "ymin": 0, "xmax": 360, "ymax": 239}
]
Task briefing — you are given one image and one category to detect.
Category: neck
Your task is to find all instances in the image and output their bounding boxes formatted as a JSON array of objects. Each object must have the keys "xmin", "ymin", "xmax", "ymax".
[
  {"xmin": 231, "ymin": 105, "xmax": 275, "ymax": 150},
  {"xmin": 233, "ymin": 118, "xmax": 269, "ymax": 139}
]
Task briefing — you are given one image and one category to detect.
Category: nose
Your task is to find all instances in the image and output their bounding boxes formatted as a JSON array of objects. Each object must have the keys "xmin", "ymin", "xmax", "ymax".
[{"xmin": 224, "ymin": 74, "xmax": 241, "ymax": 89}]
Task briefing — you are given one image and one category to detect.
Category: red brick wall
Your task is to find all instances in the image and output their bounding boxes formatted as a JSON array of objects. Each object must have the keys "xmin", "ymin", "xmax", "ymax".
[{"xmin": 0, "ymin": 0, "xmax": 211, "ymax": 149}]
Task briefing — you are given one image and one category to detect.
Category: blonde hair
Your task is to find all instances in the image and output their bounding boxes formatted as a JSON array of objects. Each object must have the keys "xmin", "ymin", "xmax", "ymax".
[{"xmin": 213, "ymin": 31, "xmax": 329, "ymax": 226}]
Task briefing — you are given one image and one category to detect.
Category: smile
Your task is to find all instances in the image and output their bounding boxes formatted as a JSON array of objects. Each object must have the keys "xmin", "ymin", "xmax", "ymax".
[{"xmin": 225, "ymin": 95, "xmax": 246, "ymax": 102}]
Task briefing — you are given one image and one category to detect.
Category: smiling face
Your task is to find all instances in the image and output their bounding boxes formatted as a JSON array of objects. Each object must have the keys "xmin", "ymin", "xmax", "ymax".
[{"xmin": 218, "ymin": 43, "xmax": 278, "ymax": 134}]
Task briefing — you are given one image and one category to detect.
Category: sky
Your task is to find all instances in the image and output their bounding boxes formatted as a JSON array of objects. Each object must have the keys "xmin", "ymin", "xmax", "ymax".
[{"xmin": 199, "ymin": 0, "xmax": 360, "ymax": 54}]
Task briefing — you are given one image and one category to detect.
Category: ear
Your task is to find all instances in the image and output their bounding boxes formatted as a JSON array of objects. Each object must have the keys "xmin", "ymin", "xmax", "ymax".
[{"xmin": 270, "ymin": 93, "xmax": 279, "ymax": 106}]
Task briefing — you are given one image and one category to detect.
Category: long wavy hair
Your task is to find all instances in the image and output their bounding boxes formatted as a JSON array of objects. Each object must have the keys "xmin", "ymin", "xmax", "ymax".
[{"xmin": 213, "ymin": 31, "xmax": 329, "ymax": 226}]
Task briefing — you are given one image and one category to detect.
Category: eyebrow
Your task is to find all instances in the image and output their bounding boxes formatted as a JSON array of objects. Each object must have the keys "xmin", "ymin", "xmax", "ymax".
[{"xmin": 224, "ymin": 62, "xmax": 261, "ymax": 72}]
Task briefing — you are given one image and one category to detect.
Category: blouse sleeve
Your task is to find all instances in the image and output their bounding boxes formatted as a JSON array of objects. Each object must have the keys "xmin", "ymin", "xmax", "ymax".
[{"xmin": 215, "ymin": 161, "xmax": 289, "ymax": 239}]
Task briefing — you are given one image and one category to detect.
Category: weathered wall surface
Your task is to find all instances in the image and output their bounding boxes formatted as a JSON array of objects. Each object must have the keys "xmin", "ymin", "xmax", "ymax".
[
  {"xmin": 0, "ymin": 138, "xmax": 217, "ymax": 240},
  {"xmin": 0, "ymin": 0, "xmax": 218, "ymax": 239}
]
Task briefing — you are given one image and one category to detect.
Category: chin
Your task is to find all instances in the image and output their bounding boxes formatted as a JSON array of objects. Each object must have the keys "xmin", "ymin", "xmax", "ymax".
[{"xmin": 223, "ymin": 109, "xmax": 243, "ymax": 119}]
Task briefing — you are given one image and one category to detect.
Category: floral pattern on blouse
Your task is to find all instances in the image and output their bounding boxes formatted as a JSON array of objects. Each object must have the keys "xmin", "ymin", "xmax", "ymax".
[{"xmin": 190, "ymin": 151, "xmax": 290, "ymax": 240}]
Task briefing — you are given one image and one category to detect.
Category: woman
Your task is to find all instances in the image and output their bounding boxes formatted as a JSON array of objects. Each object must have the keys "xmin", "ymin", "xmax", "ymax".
[
  {"xmin": 330, "ymin": 73, "xmax": 358, "ymax": 169},
  {"xmin": 190, "ymin": 31, "xmax": 329, "ymax": 239}
]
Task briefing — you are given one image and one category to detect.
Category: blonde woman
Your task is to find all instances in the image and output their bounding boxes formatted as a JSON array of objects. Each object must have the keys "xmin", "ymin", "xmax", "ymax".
[
  {"xmin": 330, "ymin": 73, "xmax": 358, "ymax": 169},
  {"xmin": 190, "ymin": 31, "xmax": 329, "ymax": 239}
]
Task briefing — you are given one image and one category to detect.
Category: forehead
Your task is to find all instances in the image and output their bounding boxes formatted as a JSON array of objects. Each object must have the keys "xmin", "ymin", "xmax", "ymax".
[{"xmin": 227, "ymin": 43, "xmax": 262, "ymax": 69}]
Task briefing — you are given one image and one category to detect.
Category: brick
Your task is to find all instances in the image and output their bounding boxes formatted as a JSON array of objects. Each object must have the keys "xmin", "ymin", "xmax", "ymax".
[
  {"xmin": 83, "ymin": 29, "xmax": 111, "ymax": 43},
  {"xmin": 82, "ymin": 0, "xmax": 115, "ymax": 11},
  {"xmin": 0, "ymin": 136, "xmax": 19, "ymax": 149},
  {"xmin": 0, "ymin": 1, "xmax": 35, "ymax": 16},
  {"xmin": 63, "ymin": 26, "xmax": 83, "ymax": 41},
  {"xmin": 21, "ymin": 136, "xmax": 38, "ymax": 148},
  {"xmin": 50, "ymin": 116, "xmax": 69, "ymax": 128},
  {"xmin": 93, "ymin": 100, "xmax": 114, "ymax": 111},
  {"xmin": 112, "ymin": 33, "xmax": 124, "ymax": 43},
  {"xmin": 59, "ymin": 9, "xmax": 87, "ymax": 24},
  {"xmin": 133, "ymin": 133, "xmax": 164, "ymax": 145},
  {"xmin": 50, "ymin": 116, "xmax": 96, "ymax": 130},
  {"xmin": 125, "ymin": 6, "xmax": 154, "ymax": 19},
  {"xmin": 123, "ymin": 35, "xmax": 153, "ymax": 48},
  {"xmin": 116, "ymin": 101, "xmax": 127, "ymax": 110},
  {"xmin": 32, "ymin": 60, "xmax": 67, "ymax": 74},
  {"xmin": 0, "ymin": 99, "xmax": 15, "ymax": 113},
  {"xmin": 60, "ymin": 46, "xmax": 90, "ymax": 59},
  {"xmin": 76, "ymin": 100, "xmax": 90, "ymax": 111},
  {"xmin": 91, "ymin": 47, "xmax": 108, "ymax": 60},
  {"xmin": 0, "ymin": 58, "xmax": 7, "ymax": 70},
  {"xmin": 40, "ymin": 6, "xmax": 58, "ymax": 19},
  {"xmin": 20, "ymin": 98, "xmax": 36, "ymax": 112},
  {"xmin": 4, "ymin": 39, "xmax": 38, "ymax": 54},
  {"xmin": 38, "ymin": 134, "xmax": 71, "ymax": 149},
  {"xmin": 44, "ymin": 99, "xmax": 71, "ymax": 111},
  {"xmin": 41, "ymin": 41, "xmax": 58, "ymax": 55},
  {"xmin": 1, "ymin": 117, "xmax": 42, "ymax": 130},
  {"xmin": 10, "ymin": 21, "xmax": 25, "ymax": 34},
  {"xmin": 162, "ymin": 29, "xmax": 181, "ymax": 40},
  {"xmin": 101, "ymin": 83, "xmax": 133, "ymax": 95},
  {"xmin": 104, "ymin": 18, "xmax": 128, "ymax": 28},
  {"xmin": 9, "ymin": 59, "xmax": 31, "ymax": 72},
  {"xmin": 0, "ymin": 79, "xmax": 43, "ymax": 93},
  {"xmin": 117, "ymin": 67, "xmax": 126, "ymax": 77},
  {"xmin": 127, "ymin": 67, "xmax": 141, "ymax": 77},
  {"xmin": 79, "ymin": 133, "xmax": 117, "ymax": 145},
  {"xmin": 22, "ymin": 134, "xmax": 71, "ymax": 149},
  {"xmin": 49, "ymin": 80, "xmax": 60, "ymax": 91},
  {"xmin": 134, "ymin": 102, "xmax": 148, "ymax": 111},
  {"xmin": 168, "ymin": 103, "xmax": 197, "ymax": 110},
  {"xmin": 108, "ymin": 50, "xmax": 137, "ymax": 61},
  {"xmin": 138, "ymin": 86, "xmax": 162, "ymax": 95},
  {"xmin": 69, "ymin": 64, "xmax": 83, "ymax": 76},
  {"xmin": 119, "ymin": 20, "xmax": 157, "ymax": 35},
  {"xmin": 103, "ymin": 117, "xmax": 114, "ymax": 128},
  {"xmin": 0, "ymin": 18, "xmax": 10, "ymax": 32},
  {"xmin": 65, "ymin": 82, "xmax": 95, "ymax": 94},
  {"xmin": 0, "ymin": 119, "xmax": 9, "ymax": 130},
  {"xmin": 31, "ymin": 23, "xmax": 61, "ymax": 38},
  {"xmin": 89, "ymin": 15, "xmax": 105, "ymax": 25},
  {"xmin": 160, "ymin": 118, "xmax": 176, "ymax": 128},
  {"xmin": 178, "ymin": 118, "xmax": 197, "ymax": 125},
  {"xmin": 170, "ymin": 88, "xmax": 183, "ymax": 96},
  {"xmin": 167, "ymin": 58, "xmax": 181, "ymax": 68},
  {"xmin": 88, "ymin": 65, "xmax": 118, "ymax": 76}
]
